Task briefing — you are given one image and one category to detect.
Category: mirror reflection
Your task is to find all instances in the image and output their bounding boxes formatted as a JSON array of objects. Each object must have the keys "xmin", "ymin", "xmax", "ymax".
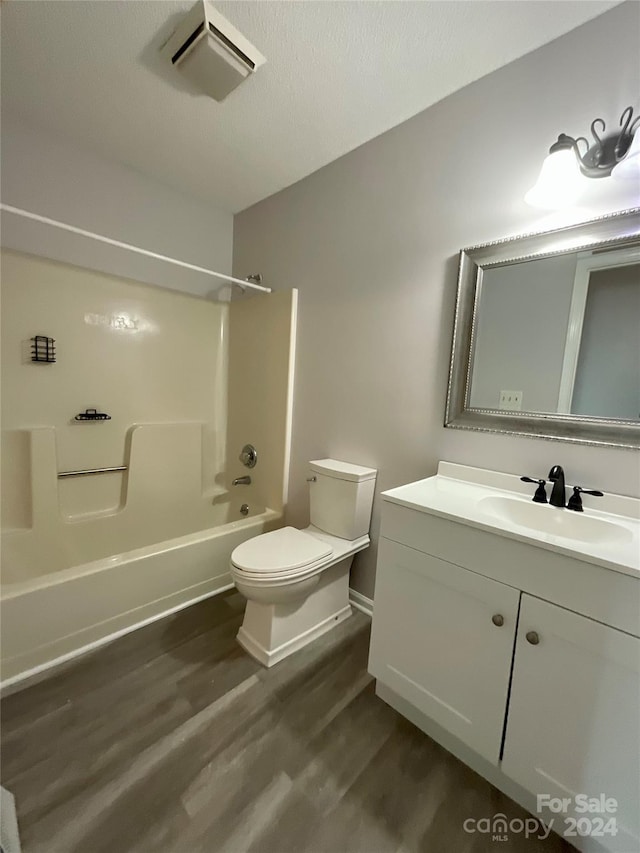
[{"xmin": 469, "ymin": 244, "xmax": 640, "ymax": 421}]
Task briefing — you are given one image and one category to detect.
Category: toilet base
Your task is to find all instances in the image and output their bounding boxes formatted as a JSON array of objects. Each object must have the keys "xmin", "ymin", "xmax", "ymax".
[{"xmin": 236, "ymin": 557, "xmax": 354, "ymax": 667}]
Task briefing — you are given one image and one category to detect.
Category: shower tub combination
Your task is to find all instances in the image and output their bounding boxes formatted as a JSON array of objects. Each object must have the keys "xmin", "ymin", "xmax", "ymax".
[
  {"xmin": 1, "ymin": 247, "xmax": 298, "ymax": 691},
  {"xmin": 0, "ymin": 424, "xmax": 281, "ymax": 689}
]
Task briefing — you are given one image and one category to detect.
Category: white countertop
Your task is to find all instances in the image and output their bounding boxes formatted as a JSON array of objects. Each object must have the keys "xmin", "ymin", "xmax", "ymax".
[{"xmin": 381, "ymin": 463, "xmax": 640, "ymax": 579}]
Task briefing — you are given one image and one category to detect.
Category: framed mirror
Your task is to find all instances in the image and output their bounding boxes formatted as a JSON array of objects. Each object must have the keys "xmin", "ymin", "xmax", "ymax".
[{"xmin": 445, "ymin": 208, "xmax": 640, "ymax": 449}]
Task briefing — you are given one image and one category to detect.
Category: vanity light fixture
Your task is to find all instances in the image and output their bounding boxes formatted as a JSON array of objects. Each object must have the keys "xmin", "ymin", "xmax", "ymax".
[
  {"xmin": 611, "ymin": 124, "xmax": 640, "ymax": 181},
  {"xmin": 525, "ymin": 105, "xmax": 639, "ymax": 209}
]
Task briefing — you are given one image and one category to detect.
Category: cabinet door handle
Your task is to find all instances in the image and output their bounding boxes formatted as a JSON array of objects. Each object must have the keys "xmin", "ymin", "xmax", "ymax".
[
  {"xmin": 491, "ymin": 614, "xmax": 504, "ymax": 627},
  {"xmin": 526, "ymin": 631, "xmax": 540, "ymax": 645}
]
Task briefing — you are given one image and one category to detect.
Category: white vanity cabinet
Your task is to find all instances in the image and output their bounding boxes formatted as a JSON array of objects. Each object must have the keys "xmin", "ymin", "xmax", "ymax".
[
  {"xmin": 368, "ymin": 537, "xmax": 520, "ymax": 764},
  {"xmin": 369, "ymin": 468, "xmax": 640, "ymax": 853},
  {"xmin": 502, "ymin": 594, "xmax": 640, "ymax": 851}
]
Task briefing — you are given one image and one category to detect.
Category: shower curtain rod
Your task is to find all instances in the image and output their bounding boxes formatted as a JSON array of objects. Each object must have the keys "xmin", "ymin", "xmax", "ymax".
[{"xmin": 0, "ymin": 204, "xmax": 272, "ymax": 293}]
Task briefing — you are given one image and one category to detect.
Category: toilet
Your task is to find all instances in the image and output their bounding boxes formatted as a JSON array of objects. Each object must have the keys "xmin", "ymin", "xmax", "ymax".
[{"xmin": 231, "ymin": 458, "xmax": 377, "ymax": 667}]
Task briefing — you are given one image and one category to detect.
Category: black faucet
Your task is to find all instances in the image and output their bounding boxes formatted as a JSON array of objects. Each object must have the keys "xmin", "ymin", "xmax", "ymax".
[{"xmin": 548, "ymin": 465, "xmax": 566, "ymax": 508}]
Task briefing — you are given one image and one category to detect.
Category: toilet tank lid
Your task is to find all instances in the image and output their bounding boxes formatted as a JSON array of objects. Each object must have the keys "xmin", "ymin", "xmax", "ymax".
[{"xmin": 309, "ymin": 459, "xmax": 377, "ymax": 483}]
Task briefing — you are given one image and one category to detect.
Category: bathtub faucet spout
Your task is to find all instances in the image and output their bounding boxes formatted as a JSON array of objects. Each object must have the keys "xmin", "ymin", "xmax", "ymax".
[{"xmin": 232, "ymin": 476, "xmax": 251, "ymax": 486}]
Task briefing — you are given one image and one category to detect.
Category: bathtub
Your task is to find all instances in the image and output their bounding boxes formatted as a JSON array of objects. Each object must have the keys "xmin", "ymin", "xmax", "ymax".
[{"xmin": 0, "ymin": 503, "xmax": 281, "ymax": 690}]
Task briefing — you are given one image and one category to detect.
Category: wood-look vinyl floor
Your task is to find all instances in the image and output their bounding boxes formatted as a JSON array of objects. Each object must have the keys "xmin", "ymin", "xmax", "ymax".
[{"xmin": 1, "ymin": 592, "xmax": 572, "ymax": 853}]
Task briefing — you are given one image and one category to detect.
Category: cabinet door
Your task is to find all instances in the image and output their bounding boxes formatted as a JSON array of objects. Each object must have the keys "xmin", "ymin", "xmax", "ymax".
[
  {"xmin": 502, "ymin": 594, "xmax": 640, "ymax": 853},
  {"xmin": 369, "ymin": 537, "xmax": 520, "ymax": 764}
]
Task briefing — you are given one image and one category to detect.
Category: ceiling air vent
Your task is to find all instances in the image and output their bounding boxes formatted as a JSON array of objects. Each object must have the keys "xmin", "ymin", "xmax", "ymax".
[{"xmin": 161, "ymin": 1, "xmax": 266, "ymax": 101}]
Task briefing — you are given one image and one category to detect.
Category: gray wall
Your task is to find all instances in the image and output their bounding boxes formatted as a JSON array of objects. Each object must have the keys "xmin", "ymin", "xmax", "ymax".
[
  {"xmin": 470, "ymin": 254, "xmax": 577, "ymax": 412},
  {"xmin": 1, "ymin": 113, "xmax": 233, "ymax": 297},
  {"xmin": 233, "ymin": 3, "xmax": 640, "ymax": 598}
]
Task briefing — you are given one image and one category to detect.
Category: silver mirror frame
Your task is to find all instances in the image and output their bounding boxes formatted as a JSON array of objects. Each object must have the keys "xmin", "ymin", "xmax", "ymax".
[{"xmin": 445, "ymin": 208, "xmax": 640, "ymax": 449}]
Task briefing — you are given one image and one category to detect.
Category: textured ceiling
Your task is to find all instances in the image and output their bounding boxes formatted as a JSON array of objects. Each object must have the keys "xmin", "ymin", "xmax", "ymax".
[{"xmin": 1, "ymin": 0, "xmax": 620, "ymax": 214}]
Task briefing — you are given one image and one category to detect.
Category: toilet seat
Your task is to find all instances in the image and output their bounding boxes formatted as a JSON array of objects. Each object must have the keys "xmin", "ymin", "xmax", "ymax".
[
  {"xmin": 233, "ymin": 561, "xmax": 326, "ymax": 588},
  {"xmin": 231, "ymin": 526, "xmax": 333, "ymax": 580}
]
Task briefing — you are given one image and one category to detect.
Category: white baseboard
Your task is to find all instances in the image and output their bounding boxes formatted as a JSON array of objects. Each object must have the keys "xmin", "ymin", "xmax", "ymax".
[
  {"xmin": 349, "ymin": 588, "xmax": 373, "ymax": 617},
  {"xmin": 0, "ymin": 583, "xmax": 234, "ymax": 698}
]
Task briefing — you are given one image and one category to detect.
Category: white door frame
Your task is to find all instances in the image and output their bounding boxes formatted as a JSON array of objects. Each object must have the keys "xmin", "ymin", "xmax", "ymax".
[{"xmin": 557, "ymin": 246, "xmax": 640, "ymax": 413}]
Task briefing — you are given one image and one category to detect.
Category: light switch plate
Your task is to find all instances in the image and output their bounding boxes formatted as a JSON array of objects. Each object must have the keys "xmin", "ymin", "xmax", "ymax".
[{"xmin": 499, "ymin": 390, "xmax": 523, "ymax": 410}]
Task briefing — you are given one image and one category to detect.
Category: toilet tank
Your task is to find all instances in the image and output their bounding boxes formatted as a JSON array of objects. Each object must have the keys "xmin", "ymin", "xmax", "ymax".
[{"xmin": 308, "ymin": 459, "xmax": 377, "ymax": 540}]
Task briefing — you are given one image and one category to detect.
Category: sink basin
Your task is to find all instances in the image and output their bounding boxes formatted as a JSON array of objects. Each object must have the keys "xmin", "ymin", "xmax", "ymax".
[{"xmin": 479, "ymin": 495, "xmax": 633, "ymax": 545}]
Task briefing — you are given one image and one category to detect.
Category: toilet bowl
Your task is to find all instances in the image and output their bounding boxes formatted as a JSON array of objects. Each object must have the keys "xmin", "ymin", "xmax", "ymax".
[{"xmin": 231, "ymin": 459, "xmax": 377, "ymax": 667}]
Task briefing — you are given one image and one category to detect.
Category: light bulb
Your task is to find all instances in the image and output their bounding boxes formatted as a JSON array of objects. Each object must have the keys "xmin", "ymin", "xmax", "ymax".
[{"xmin": 525, "ymin": 148, "xmax": 585, "ymax": 209}]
